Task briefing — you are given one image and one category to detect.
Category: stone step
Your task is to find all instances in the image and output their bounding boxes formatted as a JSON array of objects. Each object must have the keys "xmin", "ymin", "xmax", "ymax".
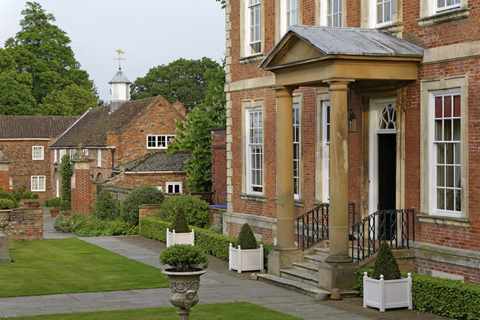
[
  {"xmin": 314, "ymin": 247, "xmax": 330, "ymax": 255},
  {"xmin": 257, "ymin": 273, "xmax": 329, "ymax": 300},
  {"xmin": 304, "ymin": 254, "xmax": 327, "ymax": 264},
  {"xmin": 280, "ymin": 267, "xmax": 318, "ymax": 286},
  {"xmin": 292, "ymin": 261, "xmax": 318, "ymax": 272}
]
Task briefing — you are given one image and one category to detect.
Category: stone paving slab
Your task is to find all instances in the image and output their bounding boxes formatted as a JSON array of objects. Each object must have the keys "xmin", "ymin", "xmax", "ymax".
[{"xmin": 0, "ymin": 235, "xmax": 446, "ymax": 320}]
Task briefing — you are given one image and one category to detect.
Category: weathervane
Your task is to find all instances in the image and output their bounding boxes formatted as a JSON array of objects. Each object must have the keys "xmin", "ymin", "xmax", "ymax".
[{"xmin": 115, "ymin": 49, "xmax": 125, "ymax": 70}]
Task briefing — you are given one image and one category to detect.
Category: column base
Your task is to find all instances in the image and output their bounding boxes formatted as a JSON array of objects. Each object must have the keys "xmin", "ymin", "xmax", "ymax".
[
  {"xmin": 325, "ymin": 254, "xmax": 352, "ymax": 264},
  {"xmin": 268, "ymin": 247, "xmax": 303, "ymax": 276},
  {"xmin": 318, "ymin": 261, "xmax": 356, "ymax": 290}
]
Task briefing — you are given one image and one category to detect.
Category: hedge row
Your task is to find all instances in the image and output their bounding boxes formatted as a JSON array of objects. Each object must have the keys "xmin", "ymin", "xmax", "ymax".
[
  {"xmin": 356, "ymin": 268, "xmax": 480, "ymax": 320},
  {"xmin": 139, "ymin": 216, "xmax": 235, "ymax": 261}
]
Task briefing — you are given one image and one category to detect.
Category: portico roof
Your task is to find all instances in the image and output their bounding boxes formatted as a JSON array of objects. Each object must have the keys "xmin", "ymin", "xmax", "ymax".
[{"xmin": 260, "ymin": 26, "xmax": 424, "ymax": 87}]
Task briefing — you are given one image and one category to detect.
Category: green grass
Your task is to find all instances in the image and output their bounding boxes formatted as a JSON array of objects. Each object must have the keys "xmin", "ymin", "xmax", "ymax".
[
  {"xmin": 0, "ymin": 238, "xmax": 168, "ymax": 297},
  {"xmin": 8, "ymin": 303, "xmax": 300, "ymax": 320}
]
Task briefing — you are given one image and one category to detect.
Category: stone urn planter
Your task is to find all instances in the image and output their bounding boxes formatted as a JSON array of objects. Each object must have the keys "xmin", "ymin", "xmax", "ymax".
[
  {"xmin": 166, "ymin": 228, "xmax": 195, "ymax": 247},
  {"xmin": 363, "ymin": 272, "xmax": 413, "ymax": 312},
  {"xmin": 229, "ymin": 243, "xmax": 264, "ymax": 273},
  {"xmin": 160, "ymin": 245, "xmax": 208, "ymax": 320},
  {"xmin": 163, "ymin": 269, "xmax": 206, "ymax": 319}
]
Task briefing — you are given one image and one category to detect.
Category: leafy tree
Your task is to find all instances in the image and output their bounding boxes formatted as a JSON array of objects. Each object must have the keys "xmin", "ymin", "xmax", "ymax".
[
  {"xmin": 131, "ymin": 57, "xmax": 223, "ymax": 111},
  {"xmin": 60, "ymin": 154, "xmax": 73, "ymax": 209},
  {"xmin": 168, "ymin": 62, "xmax": 226, "ymax": 193},
  {"xmin": 0, "ymin": 2, "xmax": 97, "ymax": 115}
]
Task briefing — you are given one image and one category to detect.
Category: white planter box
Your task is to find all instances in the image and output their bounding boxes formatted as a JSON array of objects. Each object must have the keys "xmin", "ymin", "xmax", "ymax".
[
  {"xmin": 363, "ymin": 272, "xmax": 413, "ymax": 312},
  {"xmin": 166, "ymin": 228, "xmax": 195, "ymax": 247},
  {"xmin": 228, "ymin": 243, "xmax": 264, "ymax": 273}
]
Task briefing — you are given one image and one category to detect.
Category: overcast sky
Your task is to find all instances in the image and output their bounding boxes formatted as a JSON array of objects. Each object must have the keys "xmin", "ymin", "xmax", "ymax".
[{"xmin": 0, "ymin": 0, "xmax": 226, "ymax": 101}]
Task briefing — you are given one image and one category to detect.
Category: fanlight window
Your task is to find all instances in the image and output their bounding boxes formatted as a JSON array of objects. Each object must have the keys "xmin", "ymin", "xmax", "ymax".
[{"xmin": 379, "ymin": 104, "xmax": 396, "ymax": 130}]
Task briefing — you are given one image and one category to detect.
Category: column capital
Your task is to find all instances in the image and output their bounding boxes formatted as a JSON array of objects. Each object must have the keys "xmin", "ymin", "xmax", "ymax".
[
  {"xmin": 324, "ymin": 79, "xmax": 355, "ymax": 91},
  {"xmin": 273, "ymin": 86, "xmax": 296, "ymax": 96}
]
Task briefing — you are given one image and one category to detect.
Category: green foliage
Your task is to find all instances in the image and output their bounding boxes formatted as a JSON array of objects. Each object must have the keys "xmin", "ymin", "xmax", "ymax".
[
  {"xmin": 60, "ymin": 154, "xmax": 73, "ymax": 209},
  {"xmin": 160, "ymin": 244, "xmax": 208, "ymax": 272},
  {"xmin": 44, "ymin": 197, "xmax": 62, "ymax": 208},
  {"xmin": 54, "ymin": 214, "xmax": 137, "ymax": 237},
  {"xmin": 131, "ymin": 57, "xmax": 223, "ymax": 112},
  {"xmin": 121, "ymin": 186, "xmax": 164, "ymax": 225},
  {"xmin": 238, "ymin": 223, "xmax": 258, "ymax": 250},
  {"xmin": 12, "ymin": 187, "xmax": 38, "ymax": 202},
  {"xmin": 140, "ymin": 216, "xmax": 235, "ymax": 261},
  {"xmin": 372, "ymin": 242, "xmax": 401, "ymax": 280},
  {"xmin": 0, "ymin": 189, "xmax": 18, "ymax": 206},
  {"xmin": 172, "ymin": 209, "xmax": 190, "ymax": 233},
  {"xmin": 0, "ymin": 198, "xmax": 16, "ymax": 209},
  {"xmin": 0, "ymin": 2, "xmax": 97, "ymax": 115},
  {"xmin": 94, "ymin": 190, "xmax": 120, "ymax": 220},
  {"xmin": 157, "ymin": 195, "xmax": 209, "ymax": 228},
  {"xmin": 355, "ymin": 268, "xmax": 480, "ymax": 319}
]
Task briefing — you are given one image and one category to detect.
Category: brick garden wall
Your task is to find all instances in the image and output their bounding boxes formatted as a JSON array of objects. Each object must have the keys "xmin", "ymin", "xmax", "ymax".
[
  {"xmin": 2, "ymin": 208, "xmax": 43, "ymax": 240},
  {"xmin": 211, "ymin": 129, "xmax": 227, "ymax": 205}
]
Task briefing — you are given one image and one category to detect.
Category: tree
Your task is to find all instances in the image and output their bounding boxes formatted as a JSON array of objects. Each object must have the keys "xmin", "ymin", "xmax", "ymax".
[
  {"xmin": 0, "ymin": 2, "xmax": 98, "ymax": 115},
  {"xmin": 131, "ymin": 58, "xmax": 223, "ymax": 111},
  {"xmin": 60, "ymin": 154, "xmax": 73, "ymax": 210}
]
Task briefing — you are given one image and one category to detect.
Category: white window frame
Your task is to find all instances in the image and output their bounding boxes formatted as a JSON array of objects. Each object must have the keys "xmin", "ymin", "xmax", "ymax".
[
  {"xmin": 32, "ymin": 146, "xmax": 44, "ymax": 161},
  {"xmin": 166, "ymin": 182, "xmax": 183, "ymax": 194},
  {"xmin": 320, "ymin": 0, "xmax": 343, "ymax": 27},
  {"xmin": 146, "ymin": 135, "xmax": 175, "ymax": 150},
  {"xmin": 429, "ymin": 89, "xmax": 463, "ymax": 217},
  {"xmin": 245, "ymin": 106, "xmax": 264, "ymax": 195},
  {"xmin": 435, "ymin": 0, "xmax": 461, "ymax": 12},
  {"xmin": 97, "ymin": 149, "xmax": 102, "ymax": 168},
  {"xmin": 279, "ymin": 0, "xmax": 299, "ymax": 37},
  {"xmin": 31, "ymin": 175, "xmax": 46, "ymax": 192},
  {"xmin": 371, "ymin": 0, "xmax": 397, "ymax": 27},
  {"xmin": 244, "ymin": 0, "xmax": 262, "ymax": 56},
  {"xmin": 293, "ymin": 98, "xmax": 302, "ymax": 200},
  {"xmin": 59, "ymin": 149, "xmax": 67, "ymax": 161},
  {"xmin": 321, "ymin": 101, "xmax": 330, "ymax": 203}
]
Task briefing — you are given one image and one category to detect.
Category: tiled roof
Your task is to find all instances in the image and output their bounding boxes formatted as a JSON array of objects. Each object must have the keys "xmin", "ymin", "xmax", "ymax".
[
  {"xmin": 0, "ymin": 116, "xmax": 78, "ymax": 139},
  {"xmin": 51, "ymin": 97, "xmax": 157, "ymax": 148},
  {"xmin": 119, "ymin": 151, "xmax": 190, "ymax": 173}
]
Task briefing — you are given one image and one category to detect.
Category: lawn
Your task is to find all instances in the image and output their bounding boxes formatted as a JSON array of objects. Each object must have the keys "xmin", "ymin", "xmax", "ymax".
[
  {"xmin": 8, "ymin": 303, "xmax": 300, "ymax": 320},
  {"xmin": 0, "ymin": 238, "xmax": 168, "ymax": 297}
]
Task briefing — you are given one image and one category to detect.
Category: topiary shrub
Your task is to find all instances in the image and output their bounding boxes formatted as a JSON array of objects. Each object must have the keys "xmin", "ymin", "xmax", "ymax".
[
  {"xmin": 160, "ymin": 244, "xmax": 208, "ymax": 272},
  {"xmin": 238, "ymin": 223, "xmax": 258, "ymax": 250},
  {"xmin": 94, "ymin": 190, "xmax": 120, "ymax": 220},
  {"xmin": 172, "ymin": 209, "xmax": 190, "ymax": 233},
  {"xmin": 157, "ymin": 195, "xmax": 210, "ymax": 228},
  {"xmin": 60, "ymin": 154, "xmax": 73, "ymax": 210},
  {"xmin": 121, "ymin": 186, "xmax": 164, "ymax": 225},
  {"xmin": 0, "ymin": 198, "xmax": 16, "ymax": 209},
  {"xmin": 372, "ymin": 242, "xmax": 401, "ymax": 280}
]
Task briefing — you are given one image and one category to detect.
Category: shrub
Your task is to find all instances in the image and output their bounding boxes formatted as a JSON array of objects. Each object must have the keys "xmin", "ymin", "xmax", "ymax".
[
  {"xmin": 157, "ymin": 195, "xmax": 209, "ymax": 228},
  {"xmin": 160, "ymin": 244, "xmax": 208, "ymax": 272},
  {"xmin": 371, "ymin": 242, "xmax": 401, "ymax": 280},
  {"xmin": 355, "ymin": 268, "xmax": 480, "ymax": 319},
  {"xmin": 54, "ymin": 214, "xmax": 137, "ymax": 236},
  {"xmin": 140, "ymin": 216, "xmax": 235, "ymax": 261},
  {"xmin": 238, "ymin": 223, "xmax": 258, "ymax": 250},
  {"xmin": 172, "ymin": 209, "xmax": 190, "ymax": 233},
  {"xmin": 45, "ymin": 197, "xmax": 62, "ymax": 208},
  {"xmin": 94, "ymin": 190, "xmax": 120, "ymax": 220},
  {"xmin": 60, "ymin": 154, "xmax": 73, "ymax": 210},
  {"xmin": 0, "ymin": 190, "xmax": 17, "ymax": 206},
  {"xmin": 12, "ymin": 187, "xmax": 39, "ymax": 202},
  {"xmin": 122, "ymin": 186, "xmax": 164, "ymax": 225},
  {"xmin": 0, "ymin": 198, "xmax": 16, "ymax": 209}
]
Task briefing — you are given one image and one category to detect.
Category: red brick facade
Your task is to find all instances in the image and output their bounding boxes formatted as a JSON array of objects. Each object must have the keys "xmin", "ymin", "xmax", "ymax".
[
  {"xmin": 106, "ymin": 172, "xmax": 187, "ymax": 193},
  {"xmin": 71, "ymin": 160, "xmax": 96, "ymax": 215},
  {"xmin": 211, "ymin": 129, "xmax": 227, "ymax": 204},
  {"xmin": 225, "ymin": 0, "xmax": 480, "ymax": 281}
]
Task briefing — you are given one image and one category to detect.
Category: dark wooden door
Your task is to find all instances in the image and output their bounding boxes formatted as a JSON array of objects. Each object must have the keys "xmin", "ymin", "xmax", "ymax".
[{"xmin": 378, "ymin": 133, "xmax": 396, "ymax": 240}]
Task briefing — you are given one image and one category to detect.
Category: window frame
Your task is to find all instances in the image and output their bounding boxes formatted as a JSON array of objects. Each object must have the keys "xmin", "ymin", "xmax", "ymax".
[
  {"xmin": 245, "ymin": 105, "xmax": 264, "ymax": 196},
  {"xmin": 435, "ymin": 0, "xmax": 461, "ymax": 13},
  {"xmin": 31, "ymin": 175, "xmax": 46, "ymax": 192},
  {"xmin": 287, "ymin": 0, "xmax": 300, "ymax": 27},
  {"xmin": 166, "ymin": 182, "xmax": 183, "ymax": 194},
  {"xmin": 293, "ymin": 98, "xmax": 302, "ymax": 201},
  {"xmin": 97, "ymin": 149, "xmax": 102, "ymax": 168},
  {"xmin": 429, "ymin": 89, "xmax": 463, "ymax": 217},
  {"xmin": 146, "ymin": 135, "xmax": 175, "ymax": 150},
  {"xmin": 32, "ymin": 146, "xmax": 44, "ymax": 161},
  {"xmin": 321, "ymin": 100, "xmax": 331, "ymax": 203},
  {"xmin": 243, "ymin": 0, "xmax": 263, "ymax": 57}
]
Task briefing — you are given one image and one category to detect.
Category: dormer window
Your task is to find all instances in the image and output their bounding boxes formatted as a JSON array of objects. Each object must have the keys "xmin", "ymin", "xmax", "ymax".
[{"xmin": 146, "ymin": 135, "xmax": 175, "ymax": 149}]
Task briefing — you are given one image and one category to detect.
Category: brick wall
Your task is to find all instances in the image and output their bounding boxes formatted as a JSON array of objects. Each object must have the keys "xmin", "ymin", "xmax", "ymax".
[
  {"xmin": 0, "ymin": 140, "xmax": 53, "ymax": 202},
  {"xmin": 71, "ymin": 161, "xmax": 95, "ymax": 215},
  {"xmin": 106, "ymin": 172, "xmax": 188, "ymax": 194},
  {"xmin": 211, "ymin": 129, "xmax": 227, "ymax": 204},
  {"xmin": 2, "ymin": 208, "xmax": 43, "ymax": 240}
]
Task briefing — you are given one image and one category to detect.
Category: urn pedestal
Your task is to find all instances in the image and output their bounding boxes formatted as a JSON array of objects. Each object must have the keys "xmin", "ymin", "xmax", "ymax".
[{"xmin": 163, "ymin": 269, "xmax": 206, "ymax": 320}]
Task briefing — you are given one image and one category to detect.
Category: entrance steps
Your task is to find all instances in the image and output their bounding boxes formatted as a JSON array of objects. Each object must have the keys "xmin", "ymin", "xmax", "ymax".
[{"xmin": 257, "ymin": 246, "xmax": 358, "ymax": 300}]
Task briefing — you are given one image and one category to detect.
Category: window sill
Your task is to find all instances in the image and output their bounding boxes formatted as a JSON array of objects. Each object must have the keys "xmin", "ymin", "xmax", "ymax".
[
  {"xmin": 417, "ymin": 7, "xmax": 469, "ymax": 27},
  {"xmin": 376, "ymin": 21, "xmax": 403, "ymax": 34},
  {"xmin": 417, "ymin": 213, "xmax": 470, "ymax": 227},
  {"xmin": 239, "ymin": 53, "xmax": 264, "ymax": 65},
  {"xmin": 240, "ymin": 193, "xmax": 267, "ymax": 202}
]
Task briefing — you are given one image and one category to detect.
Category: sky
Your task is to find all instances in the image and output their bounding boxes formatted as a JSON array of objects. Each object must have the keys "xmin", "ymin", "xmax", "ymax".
[{"xmin": 0, "ymin": 0, "xmax": 226, "ymax": 101}]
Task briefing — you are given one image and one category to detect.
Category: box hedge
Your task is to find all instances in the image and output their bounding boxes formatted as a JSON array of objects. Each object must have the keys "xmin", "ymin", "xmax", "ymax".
[
  {"xmin": 140, "ymin": 216, "xmax": 235, "ymax": 261},
  {"xmin": 356, "ymin": 268, "xmax": 480, "ymax": 320}
]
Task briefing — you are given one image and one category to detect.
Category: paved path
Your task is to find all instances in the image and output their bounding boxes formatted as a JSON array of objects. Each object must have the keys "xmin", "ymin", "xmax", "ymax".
[
  {"xmin": 0, "ymin": 236, "xmax": 444, "ymax": 320},
  {"xmin": 42, "ymin": 209, "xmax": 73, "ymax": 240}
]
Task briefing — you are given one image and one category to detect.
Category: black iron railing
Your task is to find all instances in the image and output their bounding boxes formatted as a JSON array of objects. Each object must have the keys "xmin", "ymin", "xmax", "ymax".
[
  {"xmin": 296, "ymin": 202, "xmax": 356, "ymax": 250},
  {"xmin": 350, "ymin": 209, "xmax": 416, "ymax": 262}
]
